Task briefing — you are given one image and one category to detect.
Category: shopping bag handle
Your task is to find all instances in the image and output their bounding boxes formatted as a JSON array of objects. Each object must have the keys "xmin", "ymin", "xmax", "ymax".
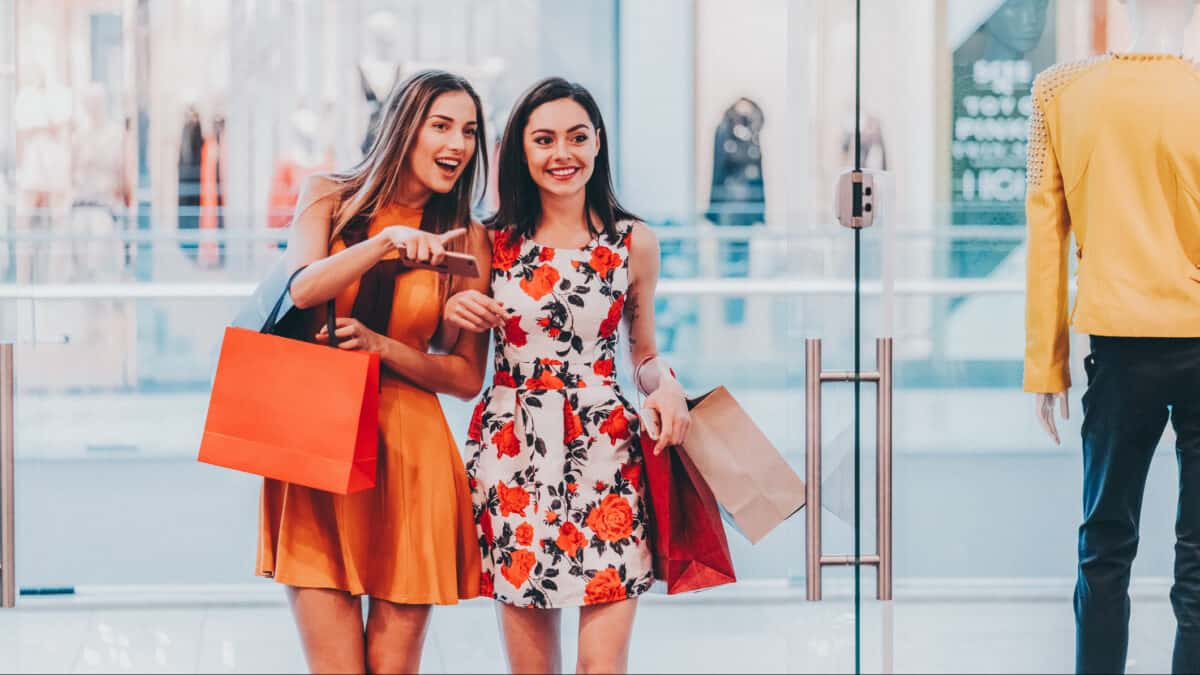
[{"xmin": 263, "ymin": 265, "xmax": 338, "ymax": 347}]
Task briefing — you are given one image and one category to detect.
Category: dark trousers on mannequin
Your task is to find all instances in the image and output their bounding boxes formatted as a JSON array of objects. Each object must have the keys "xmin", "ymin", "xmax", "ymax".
[{"xmin": 1075, "ymin": 336, "xmax": 1200, "ymax": 674}]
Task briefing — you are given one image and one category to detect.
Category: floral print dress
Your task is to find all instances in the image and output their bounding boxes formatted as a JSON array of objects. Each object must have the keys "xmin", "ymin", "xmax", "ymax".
[{"xmin": 465, "ymin": 220, "xmax": 655, "ymax": 609}]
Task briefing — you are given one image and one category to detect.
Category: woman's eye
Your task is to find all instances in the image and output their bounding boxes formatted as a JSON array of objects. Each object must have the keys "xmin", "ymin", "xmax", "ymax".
[
  {"xmin": 573, "ymin": 135, "xmax": 588, "ymax": 143},
  {"xmin": 534, "ymin": 137, "xmax": 552, "ymax": 145},
  {"xmin": 465, "ymin": 127, "xmax": 476, "ymax": 137},
  {"xmin": 433, "ymin": 122, "xmax": 447, "ymax": 130}
]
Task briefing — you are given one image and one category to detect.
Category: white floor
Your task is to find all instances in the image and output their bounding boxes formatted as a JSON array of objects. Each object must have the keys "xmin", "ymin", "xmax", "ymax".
[{"xmin": 0, "ymin": 584, "xmax": 1182, "ymax": 674}]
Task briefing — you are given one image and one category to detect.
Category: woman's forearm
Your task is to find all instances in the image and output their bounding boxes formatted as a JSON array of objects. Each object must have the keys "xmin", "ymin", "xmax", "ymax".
[
  {"xmin": 379, "ymin": 337, "xmax": 483, "ymax": 401},
  {"xmin": 635, "ymin": 354, "xmax": 682, "ymax": 396},
  {"xmin": 432, "ymin": 322, "xmax": 463, "ymax": 355},
  {"xmin": 290, "ymin": 235, "xmax": 391, "ymax": 309}
]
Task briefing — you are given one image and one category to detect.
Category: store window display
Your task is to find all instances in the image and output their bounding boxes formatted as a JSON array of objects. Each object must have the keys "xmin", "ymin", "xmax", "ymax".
[
  {"xmin": 358, "ymin": 9, "xmax": 403, "ymax": 156},
  {"xmin": 14, "ymin": 62, "xmax": 71, "ymax": 283},
  {"xmin": 176, "ymin": 104, "xmax": 229, "ymax": 268},
  {"xmin": 177, "ymin": 104, "xmax": 203, "ymax": 261},
  {"xmin": 840, "ymin": 111, "xmax": 887, "ymax": 173},
  {"xmin": 1024, "ymin": 1, "xmax": 1200, "ymax": 672},
  {"xmin": 982, "ymin": 0, "xmax": 1052, "ymax": 60},
  {"xmin": 266, "ymin": 108, "xmax": 334, "ymax": 242},
  {"xmin": 198, "ymin": 113, "xmax": 227, "ymax": 268},
  {"xmin": 705, "ymin": 97, "xmax": 765, "ymax": 324},
  {"xmin": 68, "ymin": 82, "xmax": 129, "ymax": 281},
  {"xmin": 951, "ymin": 0, "xmax": 1055, "ymax": 280}
]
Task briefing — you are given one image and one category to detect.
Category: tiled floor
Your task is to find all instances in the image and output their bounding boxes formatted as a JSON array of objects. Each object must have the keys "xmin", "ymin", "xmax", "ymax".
[{"xmin": 0, "ymin": 584, "xmax": 1180, "ymax": 674}]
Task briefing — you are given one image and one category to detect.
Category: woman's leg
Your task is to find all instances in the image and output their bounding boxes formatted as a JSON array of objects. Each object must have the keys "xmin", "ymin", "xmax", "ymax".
[
  {"xmin": 364, "ymin": 598, "xmax": 432, "ymax": 674},
  {"xmin": 286, "ymin": 586, "xmax": 366, "ymax": 674},
  {"xmin": 497, "ymin": 602, "xmax": 563, "ymax": 674},
  {"xmin": 576, "ymin": 598, "xmax": 638, "ymax": 674}
]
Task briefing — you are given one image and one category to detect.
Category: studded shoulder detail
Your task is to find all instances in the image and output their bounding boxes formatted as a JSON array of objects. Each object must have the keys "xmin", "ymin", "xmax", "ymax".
[{"xmin": 1027, "ymin": 56, "xmax": 1111, "ymax": 190}]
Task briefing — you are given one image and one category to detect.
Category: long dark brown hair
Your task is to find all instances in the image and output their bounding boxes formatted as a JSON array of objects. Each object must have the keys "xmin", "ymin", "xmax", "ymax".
[
  {"xmin": 311, "ymin": 69, "xmax": 487, "ymax": 303},
  {"xmin": 487, "ymin": 77, "xmax": 637, "ymax": 241}
]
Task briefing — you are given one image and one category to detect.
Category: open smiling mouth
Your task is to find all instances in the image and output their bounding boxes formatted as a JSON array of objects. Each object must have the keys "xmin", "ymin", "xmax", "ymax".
[
  {"xmin": 548, "ymin": 166, "xmax": 580, "ymax": 180},
  {"xmin": 435, "ymin": 158, "xmax": 461, "ymax": 176}
]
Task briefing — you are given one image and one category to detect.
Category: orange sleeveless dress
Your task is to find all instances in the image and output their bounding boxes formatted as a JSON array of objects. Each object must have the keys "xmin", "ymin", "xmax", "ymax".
[{"xmin": 256, "ymin": 204, "xmax": 481, "ymax": 604}]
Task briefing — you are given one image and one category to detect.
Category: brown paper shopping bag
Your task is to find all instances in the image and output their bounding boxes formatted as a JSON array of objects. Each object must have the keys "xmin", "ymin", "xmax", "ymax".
[{"xmin": 680, "ymin": 386, "xmax": 806, "ymax": 544}]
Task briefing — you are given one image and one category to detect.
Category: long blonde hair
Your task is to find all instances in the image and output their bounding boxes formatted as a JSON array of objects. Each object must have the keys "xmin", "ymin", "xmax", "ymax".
[{"xmin": 318, "ymin": 69, "xmax": 488, "ymax": 303}]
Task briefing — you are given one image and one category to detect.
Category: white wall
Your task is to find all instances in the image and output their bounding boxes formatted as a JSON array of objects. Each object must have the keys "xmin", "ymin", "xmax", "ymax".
[
  {"xmin": 693, "ymin": 0, "xmax": 788, "ymax": 228},
  {"xmin": 536, "ymin": 0, "xmax": 618, "ymax": 161},
  {"xmin": 617, "ymin": 0, "xmax": 693, "ymax": 224}
]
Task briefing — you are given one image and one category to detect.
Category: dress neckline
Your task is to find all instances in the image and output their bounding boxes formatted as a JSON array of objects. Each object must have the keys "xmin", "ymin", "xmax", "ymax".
[
  {"xmin": 526, "ymin": 234, "xmax": 599, "ymax": 254},
  {"xmin": 525, "ymin": 221, "xmax": 629, "ymax": 254}
]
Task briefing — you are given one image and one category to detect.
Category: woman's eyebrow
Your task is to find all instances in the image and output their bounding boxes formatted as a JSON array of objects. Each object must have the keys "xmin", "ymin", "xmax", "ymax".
[{"xmin": 528, "ymin": 124, "xmax": 589, "ymax": 135}]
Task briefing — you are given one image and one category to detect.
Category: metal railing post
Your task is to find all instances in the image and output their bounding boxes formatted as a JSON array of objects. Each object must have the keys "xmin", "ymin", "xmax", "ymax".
[{"xmin": 1, "ymin": 343, "xmax": 15, "ymax": 608}]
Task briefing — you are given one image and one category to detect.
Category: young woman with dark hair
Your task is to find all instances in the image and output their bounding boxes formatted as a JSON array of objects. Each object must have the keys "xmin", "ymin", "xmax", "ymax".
[{"xmin": 448, "ymin": 77, "xmax": 691, "ymax": 674}]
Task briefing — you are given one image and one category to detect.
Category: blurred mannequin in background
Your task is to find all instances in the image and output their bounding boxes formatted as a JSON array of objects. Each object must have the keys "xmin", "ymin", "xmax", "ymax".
[
  {"xmin": 982, "ymin": 0, "xmax": 1052, "ymax": 61},
  {"xmin": 14, "ymin": 64, "xmax": 71, "ymax": 282},
  {"xmin": 358, "ymin": 10, "xmax": 402, "ymax": 155},
  {"xmin": 69, "ymin": 82, "xmax": 128, "ymax": 281},
  {"xmin": 705, "ymin": 97, "xmax": 765, "ymax": 325},
  {"xmin": 178, "ymin": 104, "xmax": 203, "ymax": 261},
  {"xmin": 267, "ymin": 107, "xmax": 334, "ymax": 245}
]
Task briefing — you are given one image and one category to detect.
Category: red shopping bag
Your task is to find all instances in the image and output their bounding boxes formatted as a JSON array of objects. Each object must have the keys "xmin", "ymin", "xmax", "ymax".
[
  {"xmin": 641, "ymin": 431, "xmax": 737, "ymax": 594},
  {"xmin": 198, "ymin": 325, "xmax": 380, "ymax": 494}
]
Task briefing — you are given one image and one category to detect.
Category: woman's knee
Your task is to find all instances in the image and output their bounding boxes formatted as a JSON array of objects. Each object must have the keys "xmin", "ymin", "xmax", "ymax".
[
  {"xmin": 575, "ymin": 651, "xmax": 628, "ymax": 675},
  {"xmin": 364, "ymin": 599, "xmax": 431, "ymax": 673},
  {"xmin": 287, "ymin": 587, "xmax": 366, "ymax": 673}
]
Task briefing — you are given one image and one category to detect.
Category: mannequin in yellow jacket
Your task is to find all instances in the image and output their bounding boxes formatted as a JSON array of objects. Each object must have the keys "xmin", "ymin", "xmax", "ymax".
[
  {"xmin": 1027, "ymin": 0, "xmax": 1200, "ymax": 435},
  {"xmin": 1025, "ymin": 1, "xmax": 1200, "ymax": 673}
]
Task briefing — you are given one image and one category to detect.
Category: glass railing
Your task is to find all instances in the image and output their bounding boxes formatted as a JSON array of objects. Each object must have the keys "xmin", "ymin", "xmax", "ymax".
[{"xmin": 6, "ymin": 219, "xmax": 1136, "ymax": 591}]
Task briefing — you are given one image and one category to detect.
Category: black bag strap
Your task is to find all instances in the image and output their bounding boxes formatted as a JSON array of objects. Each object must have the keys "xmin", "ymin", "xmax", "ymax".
[
  {"xmin": 263, "ymin": 265, "xmax": 339, "ymax": 347},
  {"xmin": 325, "ymin": 298, "xmax": 338, "ymax": 348},
  {"xmin": 262, "ymin": 266, "xmax": 306, "ymax": 332}
]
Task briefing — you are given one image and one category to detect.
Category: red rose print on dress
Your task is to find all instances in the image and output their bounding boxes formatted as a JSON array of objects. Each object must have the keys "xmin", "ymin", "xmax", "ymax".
[
  {"xmin": 503, "ymin": 315, "xmax": 528, "ymax": 347},
  {"xmin": 525, "ymin": 372, "xmax": 566, "ymax": 391},
  {"xmin": 479, "ymin": 508, "xmax": 495, "ymax": 546},
  {"xmin": 589, "ymin": 246, "xmax": 622, "ymax": 278},
  {"xmin": 503, "ymin": 549, "xmax": 537, "ymax": 588},
  {"xmin": 599, "ymin": 405, "xmax": 631, "ymax": 443},
  {"xmin": 497, "ymin": 481, "xmax": 531, "ymax": 517},
  {"xmin": 620, "ymin": 461, "xmax": 641, "ymax": 490},
  {"xmin": 492, "ymin": 421, "xmax": 521, "ymax": 459},
  {"xmin": 586, "ymin": 494, "xmax": 635, "ymax": 543},
  {"xmin": 468, "ymin": 399, "xmax": 486, "ymax": 442},
  {"xmin": 520, "ymin": 265, "xmax": 561, "ymax": 300},
  {"xmin": 584, "ymin": 567, "xmax": 628, "ymax": 605},
  {"xmin": 556, "ymin": 522, "xmax": 587, "ymax": 559},
  {"xmin": 593, "ymin": 359, "xmax": 614, "ymax": 377},
  {"xmin": 516, "ymin": 522, "xmax": 535, "ymax": 547},
  {"xmin": 493, "ymin": 230, "xmax": 521, "ymax": 271},
  {"xmin": 466, "ymin": 221, "xmax": 655, "ymax": 609},
  {"xmin": 564, "ymin": 399, "xmax": 584, "ymax": 444},
  {"xmin": 600, "ymin": 295, "xmax": 624, "ymax": 337}
]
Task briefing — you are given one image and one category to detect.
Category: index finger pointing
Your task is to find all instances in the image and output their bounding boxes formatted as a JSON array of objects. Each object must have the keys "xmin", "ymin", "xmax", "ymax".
[{"xmin": 439, "ymin": 228, "xmax": 468, "ymax": 244}]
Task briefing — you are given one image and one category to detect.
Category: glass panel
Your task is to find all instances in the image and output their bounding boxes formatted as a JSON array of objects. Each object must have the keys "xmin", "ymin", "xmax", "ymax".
[
  {"xmin": 9, "ymin": 0, "xmax": 622, "ymax": 586},
  {"xmin": 1, "ymin": 0, "xmax": 14, "ymax": 295},
  {"xmin": 853, "ymin": 0, "xmax": 1187, "ymax": 672},
  {"xmin": 3, "ymin": 0, "xmax": 887, "ymax": 672}
]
